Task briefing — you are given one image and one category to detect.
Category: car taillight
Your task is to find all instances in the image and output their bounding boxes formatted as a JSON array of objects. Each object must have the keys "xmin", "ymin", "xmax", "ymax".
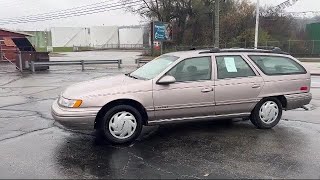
[{"xmin": 300, "ymin": 86, "xmax": 308, "ymax": 91}]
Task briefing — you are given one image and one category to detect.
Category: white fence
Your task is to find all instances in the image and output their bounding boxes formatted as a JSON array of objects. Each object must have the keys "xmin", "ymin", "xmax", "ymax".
[
  {"xmin": 50, "ymin": 26, "xmax": 146, "ymax": 49},
  {"xmin": 51, "ymin": 27, "xmax": 91, "ymax": 47},
  {"xmin": 90, "ymin": 26, "xmax": 119, "ymax": 48},
  {"xmin": 119, "ymin": 27, "xmax": 144, "ymax": 46}
]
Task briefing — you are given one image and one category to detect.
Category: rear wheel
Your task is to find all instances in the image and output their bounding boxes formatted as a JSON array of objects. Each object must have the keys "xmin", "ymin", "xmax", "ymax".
[
  {"xmin": 250, "ymin": 97, "xmax": 282, "ymax": 129},
  {"xmin": 100, "ymin": 105, "xmax": 143, "ymax": 144}
]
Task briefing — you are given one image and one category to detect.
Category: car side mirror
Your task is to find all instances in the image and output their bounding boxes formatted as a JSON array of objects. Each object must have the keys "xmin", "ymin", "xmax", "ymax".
[{"xmin": 157, "ymin": 75, "xmax": 176, "ymax": 85}]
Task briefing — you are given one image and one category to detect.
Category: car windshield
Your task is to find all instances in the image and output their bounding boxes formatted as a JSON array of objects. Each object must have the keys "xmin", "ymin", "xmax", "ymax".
[{"xmin": 129, "ymin": 55, "xmax": 179, "ymax": 80}]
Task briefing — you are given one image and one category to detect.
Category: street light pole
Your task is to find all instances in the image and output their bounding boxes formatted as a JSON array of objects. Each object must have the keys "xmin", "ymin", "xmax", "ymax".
[{"xmin": 254, "ymin": 0, "xmax": 260, "ymax": 49}]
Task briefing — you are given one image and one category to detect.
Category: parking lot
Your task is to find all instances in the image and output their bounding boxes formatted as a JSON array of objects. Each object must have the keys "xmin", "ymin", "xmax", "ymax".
[{"xmin": 0, "ymin": 50, "xmax": 320, "ymax": 179}]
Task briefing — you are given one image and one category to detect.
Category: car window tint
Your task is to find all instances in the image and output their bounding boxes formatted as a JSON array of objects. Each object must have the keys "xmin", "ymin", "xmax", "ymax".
[
  {"xmin": 249, "ymin": 55, "xmax": 307, "ymax": 75},
  {"xmin": 167, "ymin": 57, "xmax": 211, "ymax": 82},
  {"xmin": 216, "ymin": 56, "xmax": 256, "ymax": 79}
]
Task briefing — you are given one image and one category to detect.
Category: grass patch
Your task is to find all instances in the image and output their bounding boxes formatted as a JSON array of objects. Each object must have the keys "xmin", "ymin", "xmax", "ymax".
[
  {"xmin": 35, "ymin": 47, "xmax": 48, "ymax": 52},
  {"xmin": 52, "ymin": 47, "xmax": 74, "ymax": 52}
]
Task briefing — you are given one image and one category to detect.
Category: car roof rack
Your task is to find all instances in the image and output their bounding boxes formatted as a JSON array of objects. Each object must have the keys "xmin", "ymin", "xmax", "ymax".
[{"xmin": 198, "ymin": 47, "xmax": 289, "ymax": 55}]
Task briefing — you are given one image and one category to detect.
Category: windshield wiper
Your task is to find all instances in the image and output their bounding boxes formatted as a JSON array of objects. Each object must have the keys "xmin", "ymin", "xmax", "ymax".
[
  {"xmin": 125, "ymin": 73, "xmax": 139, "ymax": 79},
  {"xmin": 126, "ymin": 73, "xmax": 148, "ymax": 80}
]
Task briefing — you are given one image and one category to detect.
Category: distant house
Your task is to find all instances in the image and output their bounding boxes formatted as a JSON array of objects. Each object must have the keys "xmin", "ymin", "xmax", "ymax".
[{"xmin": 0, "ymin": 28, "xmax": 33, "ymax": 62}]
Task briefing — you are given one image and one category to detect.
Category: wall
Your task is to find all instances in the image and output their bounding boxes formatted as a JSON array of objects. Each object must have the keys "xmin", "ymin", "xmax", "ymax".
[
  {"xmin": 119, "ymin": 27, "xmax": 144, "ymax": 48},
  {"xmin": 307, "ymin": 23, "xmax": 320, "ymax": 40},
  {"xmin": 306, "ymin": 23, "xmax": 320, "ymax": 54},
  {"xmin": 51, "ymin": 27, "xmax": 90, "ymax": 47},
  {"xmin": 24, "ymin": 31, "xmax": 52, "ymax": 50},
  {"xmin": 90, "ymin": 26, "xmax": 119, "ymax": 48},
  {"xmin": 12, "ymin": 25, "xmax": 148, "ymax": 51}
]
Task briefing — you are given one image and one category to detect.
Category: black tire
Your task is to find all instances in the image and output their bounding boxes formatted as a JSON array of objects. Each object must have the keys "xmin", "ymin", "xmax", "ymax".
[
  {"xmin": 249, "ymin": 113, "xmax": 258, "ymax": 127},
  {"xmin": 99, "ymin": 105, "xmax": 143, "ymax": 144},
  {"xmin": 250, "ymin": 97, "xmax": 282, "ymax": 129}
]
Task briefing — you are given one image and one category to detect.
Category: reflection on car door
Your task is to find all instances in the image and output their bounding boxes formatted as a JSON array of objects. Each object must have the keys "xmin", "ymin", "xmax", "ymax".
[
  {"xmin": 152, "ymin": 56, "xmax": 215, "ymax": 121},
  {"xmin": 214, "ymin": 55, "xmax": 264, "ymax": 115}
]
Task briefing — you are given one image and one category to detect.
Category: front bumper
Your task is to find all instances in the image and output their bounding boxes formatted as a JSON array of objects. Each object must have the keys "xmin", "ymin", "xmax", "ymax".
[
  {"xmin": 51, "ymin": 100, "xmax": 100, "ymax": 130},
  {"xmin": 285, "ymin": 93, "xmax": 312, "ymax": 110}
]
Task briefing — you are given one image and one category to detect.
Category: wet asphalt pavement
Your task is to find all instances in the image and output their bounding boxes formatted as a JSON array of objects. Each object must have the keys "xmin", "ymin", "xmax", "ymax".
[{"xmin": 0, "ymin": 51, "xmax": 320, "ymax": 179}]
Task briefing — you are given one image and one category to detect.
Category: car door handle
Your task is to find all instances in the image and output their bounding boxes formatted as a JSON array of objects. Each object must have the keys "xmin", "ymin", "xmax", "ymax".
[
  {"xmin": 252, "ymin": 84, "xmax": 261, "ymax": 88},
  {"xmin": 201, "ymin": 88, "xmax": 214, "ymax": 93}
]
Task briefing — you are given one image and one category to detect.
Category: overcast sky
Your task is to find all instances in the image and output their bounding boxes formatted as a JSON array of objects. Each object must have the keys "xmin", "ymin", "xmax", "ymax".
[{"xmin": 0, "ymin": 0, "xmax": 318, "ymax": 31}]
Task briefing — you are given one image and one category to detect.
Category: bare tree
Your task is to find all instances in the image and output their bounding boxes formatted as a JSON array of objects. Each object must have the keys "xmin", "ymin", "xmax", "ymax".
[{"xmin": 122, "ymin": 0, "xmax": 310, "ymax": 46}]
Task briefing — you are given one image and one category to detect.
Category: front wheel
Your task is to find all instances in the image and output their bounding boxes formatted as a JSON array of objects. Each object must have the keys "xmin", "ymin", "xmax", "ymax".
[
  {"xmin": 100, "ymin": 105, "xmax": 143, "ymax": 144},
  {"xmin": 250, "ymin": 97, "xmax": 282, "ymax": 129}
]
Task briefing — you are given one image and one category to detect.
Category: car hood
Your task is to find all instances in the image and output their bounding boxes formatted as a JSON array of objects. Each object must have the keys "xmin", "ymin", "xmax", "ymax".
[{"xmin": 62, "ymin": 74, "xmax": 152, "ymax": 99}]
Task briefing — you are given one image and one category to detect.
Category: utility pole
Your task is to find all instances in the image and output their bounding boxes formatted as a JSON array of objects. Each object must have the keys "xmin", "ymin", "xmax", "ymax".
[
  {"xmin": 212, "ymin": 4, "xmax": 214, "ymax": 47},
  {"xmin": 254, "ymin": 0, "xmax": 260, "ymax": 49},
  {"xmin": 214, "ymin": 0, "xmax": 220, "ymax": 48}
]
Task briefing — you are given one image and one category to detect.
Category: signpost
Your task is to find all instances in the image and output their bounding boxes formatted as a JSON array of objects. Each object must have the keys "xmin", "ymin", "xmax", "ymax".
[
  {"xmin": 151, "ymin": 21, "xmax": 172, "ymax": 55},
  {"xmin": 153, "ymin": 21, "xmax": 173, "ymax": 41}
]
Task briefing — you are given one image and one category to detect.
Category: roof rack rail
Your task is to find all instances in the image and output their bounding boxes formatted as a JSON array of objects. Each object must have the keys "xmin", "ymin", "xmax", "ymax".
[{"xmin": 199, "ymin": 47, "xmax": 289, "ymax": 55}]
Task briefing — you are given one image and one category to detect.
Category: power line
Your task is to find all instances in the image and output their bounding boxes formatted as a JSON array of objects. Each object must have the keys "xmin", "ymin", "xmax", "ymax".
[
  {"xmin": 268, "ymin": 0, "xmax": 299, "ymax": 13},
  {"xmin": 1, "ymin": 0, "xmax": 116, "ymax": 22},
  {"xmin": 0, "ymin": 0, "xmax": 22, "ymax": 7},
  {"xmin": 286, "ymin": 11, "xmax": 320, "ymax": 14},
  {"xmin": 285, "ymin": 11, "xmax": 320, "ymax": 17},
  {"xmin": 0, "ymin": 1, "xmax": 147, "ymax": 25},
  {"xmin": 0, "ymin": 0, "xmax": 129, "ymax": 23}
]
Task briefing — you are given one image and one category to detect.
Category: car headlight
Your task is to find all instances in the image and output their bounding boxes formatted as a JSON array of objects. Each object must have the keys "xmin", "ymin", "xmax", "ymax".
[{"xmin": 58, "ymin": 96, "xmax": 82, "ymax": 108}]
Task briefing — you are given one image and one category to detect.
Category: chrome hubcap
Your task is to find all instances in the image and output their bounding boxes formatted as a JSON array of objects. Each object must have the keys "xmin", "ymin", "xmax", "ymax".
[
  {"xmin": 259, "ymin": 101, "xmax": 279, "ymax": 124},
  {"xmin": 109, "ymin": 111, "xmax": 137, "ymax": 139}
]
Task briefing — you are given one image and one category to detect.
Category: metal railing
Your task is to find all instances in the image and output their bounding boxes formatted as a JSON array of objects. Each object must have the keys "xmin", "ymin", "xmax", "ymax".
[
  {"xmin": 29, "ymin": 59, "xmax": 122, "ymax": 73},
  {"xmin": 135, "ymin": 58, "xmax": 151, "ymax": 67},
  {"xmin": 163, "ymin": 40, "xmax": 320, "ymax": 56},
  {"xmin": 72, "ymin": 44, "xmax": 150, "ymax": 51}
]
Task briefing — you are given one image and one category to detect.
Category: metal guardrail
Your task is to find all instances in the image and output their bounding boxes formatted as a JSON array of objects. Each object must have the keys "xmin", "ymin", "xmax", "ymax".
[
  {"xmin": 29, "ymin": 59, "xmax": 122, "ymax": 73},
  {"xmin": 135, "ymin": 58, "xmax": 151, "ymax": 67}
]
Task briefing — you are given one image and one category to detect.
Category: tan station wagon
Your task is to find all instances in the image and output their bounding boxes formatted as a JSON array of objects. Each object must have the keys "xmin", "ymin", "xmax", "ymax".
[{"xmin": 52, "ymin": 48, "xmax": 312, "ymax": 144}]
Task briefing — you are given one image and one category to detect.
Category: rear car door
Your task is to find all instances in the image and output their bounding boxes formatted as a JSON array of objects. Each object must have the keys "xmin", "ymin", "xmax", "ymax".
[
  {"xmin": 214, "ymin": 54, "xmax": 264, "ymax": 115},
  {"xmin": 247, "ymin": 55, "xmax": 311, "ymax": 110},
  {"xmin": 248, "ymin": 55, "xmax": 310, "ymax": 95},
  {"xmin": 152, "ymin": 56, "xmax": 215, "ymax": 120}
]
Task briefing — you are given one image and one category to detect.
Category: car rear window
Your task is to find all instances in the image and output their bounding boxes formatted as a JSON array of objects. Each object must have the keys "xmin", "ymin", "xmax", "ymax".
[{"xmin": 249, "ymin": 55, "xmax": 307, "ymax": 75}]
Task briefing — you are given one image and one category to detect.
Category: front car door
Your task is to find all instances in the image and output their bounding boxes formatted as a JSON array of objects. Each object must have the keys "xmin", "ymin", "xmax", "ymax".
[
  {"xmin": 151, "ymin": 56, "xmax": 215, "ymax": 122},
  {"xmin": 214, "ymin": 54, "xmax": 264, "ymax": 115}
]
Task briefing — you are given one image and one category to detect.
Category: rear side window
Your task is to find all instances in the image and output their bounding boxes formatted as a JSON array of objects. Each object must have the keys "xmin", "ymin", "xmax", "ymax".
[
  {"xmin": 216, "ymin": 56, "xmax": 256, "ymax": 79},
  {"xmin": 249, "ymin": 55, "xmax": 307, "ymax": 75}
]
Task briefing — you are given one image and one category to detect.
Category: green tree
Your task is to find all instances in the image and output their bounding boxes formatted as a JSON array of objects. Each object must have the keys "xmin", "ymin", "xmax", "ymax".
[
  {"xmin": 232, "ymin": 28, "xmax": 273, "ymax": 47},
  {"xmin": 220, "ymin": 0, "xmax": 256, "ymax": 43}
]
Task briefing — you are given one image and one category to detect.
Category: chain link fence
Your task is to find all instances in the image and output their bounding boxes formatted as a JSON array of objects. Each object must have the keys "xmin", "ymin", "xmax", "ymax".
[
  {"xmin": 163, "ymin": 40, "xmax": 320, "ymax": 57},
  {"xmin": 12, "ymin": 40, "xmax": 320, "ymax": 57}
]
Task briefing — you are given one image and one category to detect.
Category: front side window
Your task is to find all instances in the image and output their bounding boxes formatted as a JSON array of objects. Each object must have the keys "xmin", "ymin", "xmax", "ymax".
[
  {"xmin": 216, "ymin": 56, "xmax": 256, "ymax": 79},
  {"xmin": 130, "ymin": 55, "xmax": 179, "ymax": 80},
  {"xmin": 249, "ymin": 55, "xmax": 307, "ymax": 75},
  {"xmin": 167, "ymin": 57, "xmax": 211, "ymax": 82}
]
